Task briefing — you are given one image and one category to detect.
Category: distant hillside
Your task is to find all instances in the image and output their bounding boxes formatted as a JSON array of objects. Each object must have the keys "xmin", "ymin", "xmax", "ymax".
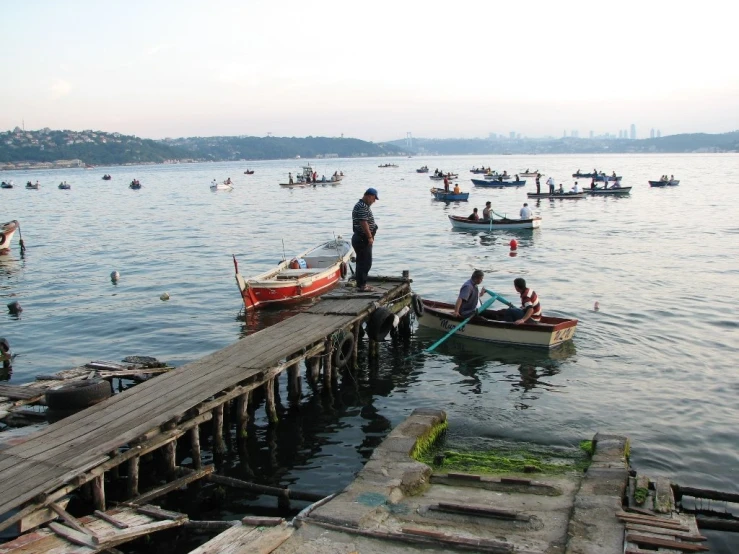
[
  {"xmin": 0, "ymin": 128, "xmax": 406, "ymax": 168},
  {"xmin": 386, "ymin": 131, "xmax": 739, "ymax": 155}
]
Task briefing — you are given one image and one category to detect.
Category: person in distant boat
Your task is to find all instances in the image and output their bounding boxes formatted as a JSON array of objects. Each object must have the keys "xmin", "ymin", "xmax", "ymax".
[
  {"xmin": 453, "ymin": 183, "xmax": 461, "ymax": 194},
  {"xmin": 434, "ymin": 168, "xmax": 439, "ymax": 176},
  {"xmin": 497, "ymin": 278, "xmax": 542, "ymax": 325},
  {"xmin": 610, "ymin": 181, "xmax": 621, "ymax": 189},
  {"xmin": 453, "ymin": 269, "xmax": 486, "ymax": 319},
  {"xmin": 212, "ymin": 178, "xmax": 218, "ymax": 187},
  {"xmin": 670, "ymin": 174, "xmax": 674, "ymax": 181},
  {"xmin": 351, "ymin": 188, "xmax": 379, "ymax": 293},
  {"xmin": 525, "ymin": 168, "xmax": 530, "ymax": 173},
  {"xmin": 483, "ymin": 201, "xmax": 492, "ymax": 220},
  {"xmin": 468, "ymin": 208, "xmax": 480, "ymax": 221},
  {"xmin": 611, "ymin": 171, "xmax": 617, "ymax": 178},
  {"xmin": 547, "ymin": 176, "xmax": 555, "ymax": 194},
  {"xmin": 443, "ymin": 175, "xmax": 450, "ymax": 192},
  {"xmin": 340, "ymin": 171, "xmax": 344, "ymax": 176},
  {"xmin": 503, "ymin": 170, "xmax": 508, "ymax": 177},
  {"xmin": 520, "ymin": 203, "xmax": 532, "ymax": 219},
  {"xmin": 288, "ymin": 172, "xmax": 293, "ymax": 184},
  {"xmin": 35, "ymin": 180, "xmax": 40, "ymax": 186},
  {"xmin": 590, "ymin": 177, "xmax": 596, "ymax": 190},
  {"xmin": 515, "ymin": 174, "xmax": 519, "ymax": 181},
  {"xmin": 576, "ymin": 169, "xmax": 581, "ymax": 175},
  {"xmin": 535, "ymin": 174, "xmax": 541, "ymax": 194},
  {"xmin": 572, "ymin": 182, "xmax": 581, "ymax": 194},
  {"xmin": 558, "ymin": 183, "xmax": 564, "ymax": 194}
]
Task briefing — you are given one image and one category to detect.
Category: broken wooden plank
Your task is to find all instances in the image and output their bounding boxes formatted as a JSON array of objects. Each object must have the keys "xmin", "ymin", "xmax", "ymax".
[
  {"xmin": 188, "ymin": 522, "xmax": 293, "ymax": 554},
  {"xmin": 626, "ymin": 533, "xmax": 709, "ymax": 552},
  {"xmin": 0, "ymin": 385, "xmax": 45, "ymax": 401},
  {"xmin": 431, "ymin": 502, "xmax": 530, "ymax": 521},
  {"xmin": 49, "ymin": 502, "xmax": 96, "ymax": 537},
  {"xmin": 129, "ymin": 465, "xmax": 213, "ymax": 505},
  {"xmin": 134, "ymin": 504, "xmax": 188, "ymax": 521},
  {"xmin": 625, "ymin": 522, "xmax": 706, "ymax": 542},
  {"xmin": 96, "ymin": 519, "xmax": 185, "ymax": 548},
  {"xmin": 94, "ymin": 509, "xmax": 130, "ymax": 529},
  {"xmin": 241, "ymin": 515, "xmax": 284, "ymax": 527},
  {"xmin": 47, "ymin": 521, "xmax": 98, "ymax": 547}
]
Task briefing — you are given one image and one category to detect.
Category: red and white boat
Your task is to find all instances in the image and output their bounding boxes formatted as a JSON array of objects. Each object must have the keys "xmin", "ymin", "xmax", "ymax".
[
  {"xmin": 234, "ymin": 237, "xmax": 354, "ymax": 310},
  {"xmin": 0, "ymin": 220, "xmax": 20, "ymax": 256}
]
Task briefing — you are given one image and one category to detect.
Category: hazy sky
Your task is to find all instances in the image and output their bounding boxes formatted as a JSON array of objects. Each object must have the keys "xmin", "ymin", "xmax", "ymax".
[{"xmin": 2, "ymin": 0, "xmax": 738, "ymax": 141}]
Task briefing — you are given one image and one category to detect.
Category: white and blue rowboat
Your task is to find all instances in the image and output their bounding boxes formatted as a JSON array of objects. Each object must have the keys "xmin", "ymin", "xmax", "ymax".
[
  {"xmin": 416, "ymin": 298, "xmax": 578, "ymax": 348},
  {"xmin": 586, "ymin": 186, "xmax": 631, "ymax": 195},
  {"xmin": 448, "ymin": 214, "xmax": 541, "ymax": 230},
  {"xmin": 471, "ymin": 178, "xmax": 526, "ymax": 188},
  {"xmin": 430, "ymin": 187, "xmax": 468, "ymax": 201},
  {"xmin": 649, "ymin": 180, "xmax": 679, "ymax": 187}
]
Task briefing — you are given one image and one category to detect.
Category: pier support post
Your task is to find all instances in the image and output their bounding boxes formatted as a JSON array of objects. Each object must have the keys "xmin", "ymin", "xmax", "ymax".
[
  {"xmin": 223, "ymin": 400, "xmax": 232, "ymax": 451},
  {"xmin": 350, "ymin": 322, "xmax": 360, "ymax": 369},
  {"xmin": 287, "ymin": 358, "xmax": 301, "ymax": 402},
  {"xmin": 127, "ymin": 456, "xmax": 140, "ymax": 498},
  {"xmin": 91, "ymin": 474, "xmax": 106, "ymax": 511},
  {"xmin": 163, "ymin": 440, "xmax": 177, "ymax": 480},
  {"xmin": 190, "ymin": 425, "xmax": 202, "ymax": 470},
  {"xmin": 236, "ymin": 392, "xmax": 249, "ymax": 439},
  {"xmin": 308, "ymin": 357, "xmax": 320, "ymax": 383},
  {"xmin": 109, "ymin": 451, "xmax": 119, "ymax": 479},
  {"xmin": 265, "ymin": 378, "xmax": 279, "ymax": 424},
  {"xmin": 213, "ymin": 404, "xmax": 226, "ymax": 456},
  {"xmin": 322, "ymin": 338, "xmax": 333, "ymax": 388}
]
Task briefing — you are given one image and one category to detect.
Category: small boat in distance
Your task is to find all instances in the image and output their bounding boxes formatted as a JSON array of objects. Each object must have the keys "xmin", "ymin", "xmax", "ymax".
[
  {"xmin": 234, "ymin": 237, "xmax": 354, "ymax": 311},
  {"xmin": 416, "ymin": 166, "xmax": 429, "ymax": 173},
  {"xmin": 527, "ymin": 192, "xmax": 585, "ymax": 199},
  {"xmin": 0, "ymin": 220, "xmax": 20, "ymax": 255},
  {"xmin": 649, "ymin": 177, "xmax": 679, "ymax": 187},
  {"xmin": 519, "ymin": 170, "xmax": 541, "ymax": 177},
  {"xmin": 429, "ymin": 173, "xmax": 458, "ymax": 181},
  {"xmin": 471, "ymin": 178, "xmax": 526, "ymax": 188},
  {"xmin": 102, "ymin": 174, "xmax": 112, "ymax": 180},
  {"xmin": 416, "ymin": 298, "xmax": 577, "ymax": 348},
  {"xmin": 244, "ymin": 170, "xmax": 255, "ymax": 175},
  {"xmin": 210, "ymin": 180, "xmax": 234, "ymax": 191},
  {"xmin": 26, "ymin": 181, "xmax": 40, "ymax": 190},
  {"xmin": 586, "ymin": 186, "xmax": 632, "ymax": 195},
  {"xmin": 130, "ymin": 179, "xmax": 142, "ymax": 189},
  {"xmin": 378, "ymin": 163, "xmax": 399, "ymax": 168},
  {"xmin": 58, "ymin": 182, "xmax": 71, "ymax": 190},
  {"xmin": 448, "ymin": 214, "xmax": 541, "ymax": 230},
  {"xmin": 1, "ymin": 181, "xmax": 14, "ymax": 189},
  {"xmin": 430, "ymin": 187, "xmax": 469, "ymax": 201}
]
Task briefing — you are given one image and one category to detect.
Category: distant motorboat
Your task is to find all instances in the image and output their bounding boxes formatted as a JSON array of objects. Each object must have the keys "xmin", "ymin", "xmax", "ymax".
[
  {"xmin": 58, "ymin": 182, "xmax": 71, "ymax": 190},
  {"xmin": 649, "ymin": 179, "xmax": 679, "ymax": 187},
  {"xmin": 102, "ymin": 174, "xmax": 112, "ymax": 180},
  {"xmin": 0, "ymin": 181, "xmax": 13, "ymax": 189},
  {"xmin": 130, "ymin": 180, "xmax": 142, "ymax": 189},
  {"xmin": 26, "ymin": 181, "xmax": 40, "ymax": 190},
  {"xmin": 244, "ymin": 170, "xmax": 255, "ymax": 175},
  {"xmin": 416, "ymin": 166, "xmax": 429, "ymax": 173}
]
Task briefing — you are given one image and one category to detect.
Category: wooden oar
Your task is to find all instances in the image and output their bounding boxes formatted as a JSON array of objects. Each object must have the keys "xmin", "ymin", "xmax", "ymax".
[{"xmin": 423, "ymin": 292, "xmax": 501, "ymax": 355}]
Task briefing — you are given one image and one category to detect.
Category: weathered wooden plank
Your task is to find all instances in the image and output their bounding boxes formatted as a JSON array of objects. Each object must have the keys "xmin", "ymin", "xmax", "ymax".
[
  {"xmin": 134, "ymin": 505, "xmax": 187, "ymax": 521},
  {"xmin": 626, "ymin": 533, "xmax": 709, "ymax": 551},
  {"xmin": 0, "ymin": 385, "xmax": 46, "ymax": 401},
  {"xmin": 129, "ymin": 466, "xmax": 213, "ymax": 506},
  {"xmin": 188, "ymin": 522, "xmax": 293, "ymax": 554},
  {"xmin": 47, "ymin": 522, "xmax": 98, "ymax": 547},
  {"xmin": 625, "ymin": 523, "xmax": 706, "ymax": 541},
  {"xmin": 50, "ymin": 502, "xmax": 96, "ymax": 536},
  {"xmin": 93, "ymin": 510, "xmax": 129, "ymax": 529}
]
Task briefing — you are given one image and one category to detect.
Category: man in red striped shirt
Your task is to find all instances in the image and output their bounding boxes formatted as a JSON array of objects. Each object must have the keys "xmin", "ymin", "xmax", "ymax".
[{"xmin": 502, "ymin": 278, "xmax": 542, "ymax": 325}]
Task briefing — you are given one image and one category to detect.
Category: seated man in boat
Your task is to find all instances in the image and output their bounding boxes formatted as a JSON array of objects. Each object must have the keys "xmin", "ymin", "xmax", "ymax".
[
  {"xmin": 468, "ymin": 208, "xmax": 480, "ymax": 220},
  {"xmin": 520, "ymin": 203, "xmax": 532, "ymax": 219},
  {"xmin": 572, "ymin": 182, "xmax": 581, "ymax": 194},
  {"xmin": 489, "ymin": 278, "xmax": 542, "ymax": 325},
  {"xmin": 482, "ymin": 201, "xmax": 492, "ymax": 220},
  {"xmin": 558, "ymin": 183, "xmax": 564, "ymax": 194},
  {"xmin": 452, "ymin": 269, "xmax": 486, "ymax": 318},
  {"xmin": 453, "ymin": 183, "xmax": 461, "ymax": 194}
]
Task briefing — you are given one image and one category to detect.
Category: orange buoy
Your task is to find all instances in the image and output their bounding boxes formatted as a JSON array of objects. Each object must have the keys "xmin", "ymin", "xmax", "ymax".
[{"xmin": 510, "ymin": 239, "xmax": 518, "ymax": 250}]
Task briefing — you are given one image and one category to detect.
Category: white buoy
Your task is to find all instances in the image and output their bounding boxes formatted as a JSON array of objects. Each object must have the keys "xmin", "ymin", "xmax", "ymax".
[
  {"xmin": 110, "ymin": 271, "xmax": 120, "ymax": 283},
  {"xmin": 160, "ymin": 292, "xmax": 170, "ymax": 301}
]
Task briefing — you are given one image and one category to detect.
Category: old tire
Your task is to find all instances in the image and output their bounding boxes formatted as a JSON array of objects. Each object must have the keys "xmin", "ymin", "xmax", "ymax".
[
  {"xmin": 411, "ymin": 294, "xmax": 424, "ymax": 317},
  {"xmin": 340, "ymin": 262, "xmax": 348, "ymax": 278},
  {"xmin": 333, "ymin": 332, "xmax": 355, "ymax": 369},
  {"xmin": 45, "ymin": 379, "xmax": 112, "ymax": 410},
  {"xmin": 366, "ymin": 307, "xmax": 395, "ymax": 341}
]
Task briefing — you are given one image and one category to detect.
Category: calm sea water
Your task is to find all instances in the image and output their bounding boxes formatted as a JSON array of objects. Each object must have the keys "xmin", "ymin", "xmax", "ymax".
[{"xmin": 2, "ymin": 154, "xmax": 738, "ymax": 551}]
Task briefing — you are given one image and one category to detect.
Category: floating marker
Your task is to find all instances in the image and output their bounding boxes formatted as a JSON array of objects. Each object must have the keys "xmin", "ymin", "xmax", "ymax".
[
  {"xmin": 110, "ymin": 270, "xmax": 120, "ymax": 283},
  {"xmin": 7, "ymin": 301, "xmax": 22, "ymax": 315},
  {"xmin": 594, "ymin": 301, "xmax": 600, "ymax": 311},
  {"xmin": 160, "ymin": 292, "xmax": 170, "ymax": 301},
  {"xmin": 510, "ymin": 239, "xmax": 518, "ymax": 250}
]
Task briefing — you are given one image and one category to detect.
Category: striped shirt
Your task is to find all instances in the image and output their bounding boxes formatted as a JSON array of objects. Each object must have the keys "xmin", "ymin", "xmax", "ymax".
[
  {"xmin": 352, "ymin": 199, "xmax": 377, "ymax": 236},
  {"xmin": 520, "ymin": 288, "xmax": 542, "ymax": 322}
]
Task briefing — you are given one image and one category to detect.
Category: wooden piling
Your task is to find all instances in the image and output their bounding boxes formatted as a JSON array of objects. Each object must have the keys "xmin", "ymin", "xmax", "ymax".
[
  {"xmin": 308, "ymin": 356, "xmax": 320, "ymax": 382},
  {"xmin": 127, "ymin": 456, "xmax": 140, "ymax": 498},
  {"xmin": 91, "ymin": 475, "xmax": 105, "ymax": 511},
  {"xmin": 236, "ymin": 392, "xmax": 249, "ymax": 439},
  {"xmin": 190, "ymin": 426, "xmax": 202, "ymax": 470},
  {"xmin": 265, "ymin": 378, "xmax": 278, "ymax": 424},
  {"xmin": 350, "ymin": 322, "xmax": 361, "ymax": 369},
  {"xmin": 163, "ymin": 440, "xmax": 177, "ymax": 479},
  {"xmin": 213, "ymin": 404, "xmax": 225, "ymax": 456},
  {"xmin": 323, "ymin": 338, "xmax": 333, "ymax": 387},
  {"xmin": 287, "ymin": 360, "xmax": 301, "ymax": 402}
]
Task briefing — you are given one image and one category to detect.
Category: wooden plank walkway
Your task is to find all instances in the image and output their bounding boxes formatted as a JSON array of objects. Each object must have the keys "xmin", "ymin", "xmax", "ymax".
[{"xmin": 0, "ymin": 278, "xmax": 410, "ymax": 530}]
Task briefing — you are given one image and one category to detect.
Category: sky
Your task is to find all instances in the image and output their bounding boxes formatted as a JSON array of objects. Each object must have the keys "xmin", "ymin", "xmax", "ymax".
[{"xmin": 2, "ymin": 0, "xmax": 738, "ymax": 142}]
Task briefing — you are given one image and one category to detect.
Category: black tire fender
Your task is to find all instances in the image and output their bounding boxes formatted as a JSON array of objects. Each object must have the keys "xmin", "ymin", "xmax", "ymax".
[
  {"xmin": 366, "ymin": 307, "xmax": 395, "ymax": 341},
  {"xmin": 333, "ymin": 332, "xmax": 355, "ymax": 369},
  {"xmin": 340, "ymin": 262, "xmax": 348, "ymax": 279},
  {"xmin": 45, "ymin": 379, "xmax": 112, "ymax": 410},
  {"xmin": 411, "ymin": 294, "xmax": 424, "ymax": 317}
]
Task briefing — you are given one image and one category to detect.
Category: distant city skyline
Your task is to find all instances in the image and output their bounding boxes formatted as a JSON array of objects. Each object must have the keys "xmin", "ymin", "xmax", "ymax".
[{"xmin": 2, "ymin": 1, "xmax": 738, "ymax": 142}]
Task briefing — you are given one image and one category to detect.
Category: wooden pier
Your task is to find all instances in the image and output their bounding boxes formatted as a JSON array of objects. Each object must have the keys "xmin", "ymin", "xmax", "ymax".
[{"xmin": 0, "ymin": 275, "xmax": 412, "ymax": 546}]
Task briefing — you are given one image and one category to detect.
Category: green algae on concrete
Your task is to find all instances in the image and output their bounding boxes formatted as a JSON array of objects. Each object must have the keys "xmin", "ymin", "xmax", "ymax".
[
  {"xmin": 410, "ymin": 419, "xmax": 448, "ymax": 460},
  {"xmin": 414, "ymin": 439, "xmax": 593, "ymax": 476}
]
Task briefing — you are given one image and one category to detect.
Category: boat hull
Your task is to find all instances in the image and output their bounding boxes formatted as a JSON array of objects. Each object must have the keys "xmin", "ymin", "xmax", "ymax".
[
  {"xmin": 235, "ymin": 238, "xmax": 354, "ymax": 311},
  {"xmin": 586, "ymin": 186, "xmax": 632, "ymax": 195},
  {"xmin": 471, "ymin": 179, "xmax": 526, "ymax": 187},
  {"xmin": 519, "ymin": 172, "xmax": 540, "ymax": 177},
  {"xmin": 649, "ymin": 180, "xmax": 679, "ymax": 187},
  {"xmin": 0, "ymin": 220, "xmax": 19, "ymax": 255},
  {"xmin": 448, "ymin": 214, "xmax": 541, "ymax": 230},
  {"xmin": 431, "ymin": 187, "xmax": 468, "ymax": 201},
  {"xmin": 527, "ymin": 192, "xmax": 585, "ymax": 199},
  {"xmin": 417, "ymin": 299, "xmax": 577, "ymax": 348}
]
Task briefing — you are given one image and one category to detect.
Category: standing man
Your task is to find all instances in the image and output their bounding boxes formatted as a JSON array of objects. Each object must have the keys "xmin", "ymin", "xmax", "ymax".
[
  {"xmin": 482, "ymin": 201, "xmax": 492, "ymax": 220},
  {"xmin": 352, "ymin": 188, "xmax": 379, "ymax": 292},
  {"xmin": 453, "ymin": 270, "xmax": 486, "ymax": 318},
  {"xmin": 443, "ymin": 175, "xmax": 450, "ymax": 192},
  {"xmin": 288, "ymin": 172, "xmax": 293, "ymax": 184},
  {"xmin": 520, "ymin": 202, "xmax": 532, "ymax": 219},
  {"xmin": 501, "ymin": 278, "xmax": 542, "ymax": 325},
  {"xmin": 546, "ymin": 176, "xmax": 555, "ymax": 194},
  {"xmin": 535, "ymin": 173, "xmax": 541, "ymax": 194}
]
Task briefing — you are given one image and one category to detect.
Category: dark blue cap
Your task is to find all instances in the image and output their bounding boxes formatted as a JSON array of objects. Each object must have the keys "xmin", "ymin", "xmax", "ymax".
[{"xmin": 364, "ymin": 187, "xmax": 379, "ymax": 199}]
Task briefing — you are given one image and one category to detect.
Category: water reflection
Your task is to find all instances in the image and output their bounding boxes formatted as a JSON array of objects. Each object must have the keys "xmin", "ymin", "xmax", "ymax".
[
  {"xmin": 415, "ymin": 327, "xmax": 575, "ymax": 406},
  {"xmin": 0, "ymin": 256, "xmax": 21, "ymax": 281}
]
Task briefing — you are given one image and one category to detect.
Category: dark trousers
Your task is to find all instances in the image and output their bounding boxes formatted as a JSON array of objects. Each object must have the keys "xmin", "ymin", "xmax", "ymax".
[
  {"xmin": 549, "ymin": 185, "xmax": 555, "ymax": 194},
  {"xmin": 503, "ymin": 307, "xmax": 525, "ymax": 322},
  {"xmin": 352, "ymin": 234, "xmax": 373, "ymax": 288}
]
